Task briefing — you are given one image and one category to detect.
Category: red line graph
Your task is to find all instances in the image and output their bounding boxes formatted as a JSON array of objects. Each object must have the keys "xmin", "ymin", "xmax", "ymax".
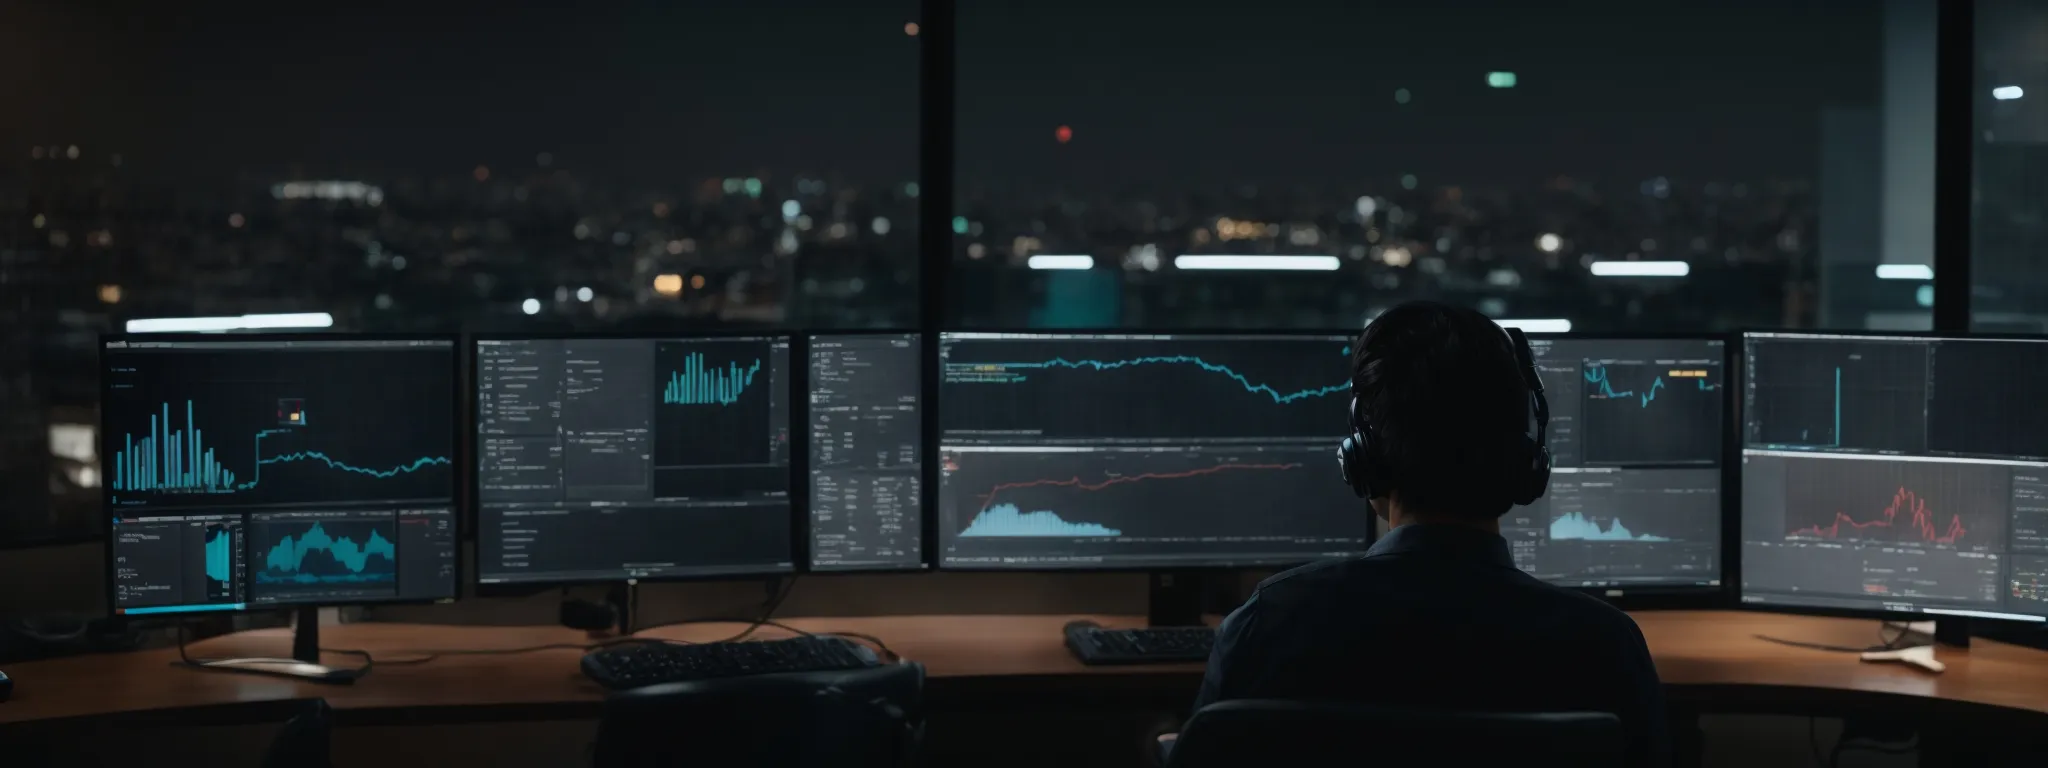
[
  {"xmin": 978, "ymin": 462, "xmax": 1302, "ymax": 509},
  {"xmin": 1790, "ymin": 486, "xmax": 1968, "ymax": 545}
]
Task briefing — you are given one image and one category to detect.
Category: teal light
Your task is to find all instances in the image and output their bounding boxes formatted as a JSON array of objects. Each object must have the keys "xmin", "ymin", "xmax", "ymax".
[
  {"xmin": 743, "ymin": 178, "xmax": 763, "ymax": 198},
  {"xmin": 952, "ymin": 216, "xmax": 969, "ymax": 235},
  {"xmin": 1916, "ymin": 284, "xmax": 1935, "ymax": 308},
  {"xmin": 721, "ymin": 178, "xmax": 741, "ymax": 194},
  {"xmin": 1487, "ymin": 71, "xmax": 1518, "ymax": 88},
  {"xmin": 904, "ymin": 182, "xmax": 921, "ymax": 198}
]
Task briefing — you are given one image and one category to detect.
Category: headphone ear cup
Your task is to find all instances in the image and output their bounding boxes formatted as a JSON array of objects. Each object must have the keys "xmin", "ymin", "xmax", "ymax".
[
  {"xmin": 1338, "ymin": 433, "xmax": 1369, "ymax": 498},
  {"xmin": 1527, "ymin": 443, "xmax": 1552, "ymax": 504}
]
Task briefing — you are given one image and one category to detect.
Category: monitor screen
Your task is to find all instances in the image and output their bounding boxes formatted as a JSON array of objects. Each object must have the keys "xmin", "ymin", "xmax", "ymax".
[
  {"xmin": 102, "ymin": 336, "xmax": 460, "ymax": 615},
  {"xmin": 807, "ymin": 334, "xmax": 924, "ymax": 571},
  {"xmin": 1740, "ymin": 332, "xmax": 2048, "ymax": 621},
  {"xmin": 1508, "ymin": 336, "xmax": 1727, "ymax": 590},
  {"xmin": 936, "ymin": 332, "xmax": 1371, "ymax": 569},
  {"xmin": 474, "ymin": 335, "xmax": 794, "ymax": 585}
]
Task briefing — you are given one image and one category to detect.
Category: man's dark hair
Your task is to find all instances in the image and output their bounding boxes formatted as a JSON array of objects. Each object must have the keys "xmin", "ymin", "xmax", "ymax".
[{"xmin": 1350, "ymin": 301, "xmax": 1532, "ymax": 520}]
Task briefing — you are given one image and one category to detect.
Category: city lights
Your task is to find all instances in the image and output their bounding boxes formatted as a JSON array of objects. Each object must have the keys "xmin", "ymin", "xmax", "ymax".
[
  {"xmin": 1589, "ymin": 260, "xmax": 1690, "ymax": 277},
  {"xmin": 576, "ymin": 286, "xmax": 595, "ymax": 302},
  {"xmin": 1537, "ymin": 233, "xmax": 1562, "ymax": 253},
  {"xmin": 1876, "ymin": 264, "xmax": 1934, "ymax": 280},
  {"xmin": 1994, "ymin": 85, "xmax": 2024, "ymax": 101},
  {"xmin": 1494, "ymin": 318, "xmax": 1573, "ymax": 333},
  {"xmin": 653, "ymin": 274, "xmax": 684, "ymax": 296},
  {"xmin": 1055, "ymin": 125, "xmax": 1073, "ymax": 143},
  {"xmin": 521, "ymin": 298, "xmax": 541, "ymax": 315},
  {"xmin": 1173, "ymin": 255, "xmax": 1340, "ymax": 271},
  {"xmin": 1486, "ymin": 72, "xmax": 1517, "ymax": 88},
  {"xmin": 1027, "ymin": 254, "xmax": 1094, "ymax": 270},
  {"xmin": 127, "ymin": 313, "xmax": 334, "ymax": 333}
]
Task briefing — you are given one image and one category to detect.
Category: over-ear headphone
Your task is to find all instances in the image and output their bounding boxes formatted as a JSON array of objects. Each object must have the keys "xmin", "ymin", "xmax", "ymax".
[{"xmin": 1337, "ymin": 325, "xmax": 1552, "ymax": 507}]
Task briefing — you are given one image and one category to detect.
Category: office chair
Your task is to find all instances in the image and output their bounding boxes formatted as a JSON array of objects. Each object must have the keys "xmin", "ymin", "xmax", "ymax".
[
  {"xmin": 1165, "ymin": 700, "xmax": 1625, "ymax": 768},
  {"xmin": 259, "ymin": 699, "xmax": 334, "ymax": 768},
  {"xmin": 590, "ymin": 662, "xmax": 926, "ymax": 768}
]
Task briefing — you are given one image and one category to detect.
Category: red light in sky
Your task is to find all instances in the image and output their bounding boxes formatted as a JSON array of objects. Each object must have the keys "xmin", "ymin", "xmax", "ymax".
[{"xmin": 1055, "ymin": 125, "xmax": 1073, "ymax": 144}]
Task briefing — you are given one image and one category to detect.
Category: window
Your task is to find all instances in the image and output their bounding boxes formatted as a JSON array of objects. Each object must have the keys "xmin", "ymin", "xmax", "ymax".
[
  {"xmin": 1973, "ymin": 0, "xmax": 2048, "ymax": 331},
  {"xmin": 954, "ymin": 0, "xmax": 1928, "ymax": 331},
  {"xmin": 0, "ymin": 1, "xmax": 918, "ymax": 544}
]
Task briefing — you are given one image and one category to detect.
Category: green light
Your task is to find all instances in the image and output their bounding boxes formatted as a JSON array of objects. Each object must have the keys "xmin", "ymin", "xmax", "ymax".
[
  {"xmin": 743, "ymin": 178, "xmax": 763, "ymax": 198},
  {"xmin": 951, "ymin": 216, "xmax": 969, "ymax": 235},
  {"xmin": 904, "ymin": 182, "xmax": 921, "ymax": 198},
  {"xmin": 1487, "ymin": 72, "xmax": 1517, "ymax": 88},
  {"xmin": 1916, "ymin": 284, "xmax": 1935, "ymax": 308},
  {"xmin": 721, "ymin": 178, "xmax": 740, "ymax": 194}
]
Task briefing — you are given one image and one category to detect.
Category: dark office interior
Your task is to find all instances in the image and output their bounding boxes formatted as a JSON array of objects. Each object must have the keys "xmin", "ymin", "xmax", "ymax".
[{"xmin": 5, "ymin": 0, "xmax": 2048, "ymax": 766}]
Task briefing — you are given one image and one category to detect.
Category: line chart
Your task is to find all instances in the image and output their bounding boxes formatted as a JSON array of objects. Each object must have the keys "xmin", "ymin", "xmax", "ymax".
[
  {"xmin": 953, "ymin": 357, "xmax": 1348, "ymax": 404},
  {"xmin": 1579, "ymin": 361, "xmax": 1722, "ymax": 466},
  {"xmin": 1790, "ymin": 487, "xmax": 1968, "ymax": 545},
  {"xmin": 975, "ymin": 462, "xmax": 1305, "ymax": 508},
  {"xmin": 1584, "ymin": 364, "xmax": 1716, "ymax": 408},
  {"xmin": 109, "ymin": 400, "xmax": 452, "ymax": 496},
  {"xmin": 938, "ymin": 336, "xmax": 1354, "ymax": 442},
  {"xmin": 1780, "ymin": 457, "xmax": 2006, "ymax": 552}
]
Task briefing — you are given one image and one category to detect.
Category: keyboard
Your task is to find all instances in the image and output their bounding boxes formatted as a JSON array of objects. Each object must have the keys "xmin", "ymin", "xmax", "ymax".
[
  {"xmin": 1064, "ymin": 621, "xmax": 1216, "ymax": 665},
  {"xmin": 581, "ymin": 635, "xmax": 882, "ymax": 691}
]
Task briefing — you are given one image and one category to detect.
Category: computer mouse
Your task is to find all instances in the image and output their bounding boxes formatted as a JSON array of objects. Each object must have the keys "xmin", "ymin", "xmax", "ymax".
[{"xmin": 0, "ymin": 668, "xmax": 13, "ymax": 702}]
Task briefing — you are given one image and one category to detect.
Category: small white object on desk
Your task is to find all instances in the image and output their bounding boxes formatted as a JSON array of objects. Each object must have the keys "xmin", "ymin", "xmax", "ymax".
[{"xmin": 1860, "ymin": 644, "xmax": 1946, "ymax": 674}]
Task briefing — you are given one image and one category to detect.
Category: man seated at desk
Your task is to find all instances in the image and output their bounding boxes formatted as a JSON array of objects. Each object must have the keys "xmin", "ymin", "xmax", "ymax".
[{"xmin": 1192, "ymin": 301, "xmax": 1670, "ymax": 766}]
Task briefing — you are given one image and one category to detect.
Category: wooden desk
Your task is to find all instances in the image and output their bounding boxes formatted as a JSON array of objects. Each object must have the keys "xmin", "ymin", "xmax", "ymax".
[{"xmin": 4, "ymin": 611, "xmax": 2047, "ymax": 728}]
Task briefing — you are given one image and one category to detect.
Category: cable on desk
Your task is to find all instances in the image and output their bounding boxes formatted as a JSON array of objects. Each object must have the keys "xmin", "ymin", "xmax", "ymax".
[
  {"xmin": 172, "ymin": 623, "xmax": 375, "ymax": 679},
  {"xmin": 630, "ymin": 574, "xmax": 801, "ymax": 642},
  {"xmin": 329, "ymin": 637, "xmax": 675, "ymax": 667},
  {"xmin": 1757, "ymin": 622, "xmax": 1918, "ymax": 654}
]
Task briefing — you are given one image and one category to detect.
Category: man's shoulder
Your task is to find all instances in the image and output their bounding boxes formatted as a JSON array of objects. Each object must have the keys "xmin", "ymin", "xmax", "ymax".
[
  {"xmin": 1254, "ymin": 557, "xmax": 1361, "ymax": 594},
  {"xmin": 1513, "ymin": 575, "xmax": 1649, "ymax": 637}
]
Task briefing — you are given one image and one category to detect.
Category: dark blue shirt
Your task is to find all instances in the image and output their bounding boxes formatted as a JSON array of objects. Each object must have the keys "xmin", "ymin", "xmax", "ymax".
[{"xmin": 1195, "ymin": 523, "xmax": 1670, "ymax": 767}]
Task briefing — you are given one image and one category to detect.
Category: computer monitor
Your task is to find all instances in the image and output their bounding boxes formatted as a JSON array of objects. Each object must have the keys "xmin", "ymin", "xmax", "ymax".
[
  {"xmin": 806, "ymin": 333, "xmax": 925, "ymax": 572},
  {"xmin": 1508, "ymin": 335, "xmax": 1729, "ymax": 593},
  {"xmin": 102, "ymin": 335, "xmax": 460, "ymax": 616},
  {"xmin": 473, "ymin": 334, "xmax": 794, "ymax": 586},
  {"xmin": 1740, "ymin": 332, "xmax": 2048, "ymax": 622},
  {"xmin": 935, "ymin": 331, "xmax": 1372, "ymax": 569}
]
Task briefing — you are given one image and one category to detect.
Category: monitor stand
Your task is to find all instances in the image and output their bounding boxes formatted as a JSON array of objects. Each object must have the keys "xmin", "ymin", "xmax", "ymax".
[
  {"xmin": 188, "ymin": 606, "xmax": 360, "ymax": 684},
  {"xmin": 1933, "ymin": 617, "xmax": 1971, "ymax": 648},
  {"xmin": 1148, "ymin": 571, "xmax": 1205, "ymax": 627}
]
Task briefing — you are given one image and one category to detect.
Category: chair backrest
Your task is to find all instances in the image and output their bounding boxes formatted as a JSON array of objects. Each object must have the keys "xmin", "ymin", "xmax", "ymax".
[
  {"xmin": 591, "ymin": 662, "xmax": 926, "ymax": 768},
  {"xmin": 260, "ymin": 699, "xmax": 334, "ymax": 768},
  {"xmin": 1168, "ymin": 699, "xmax": 1625, "ymax": 768}
]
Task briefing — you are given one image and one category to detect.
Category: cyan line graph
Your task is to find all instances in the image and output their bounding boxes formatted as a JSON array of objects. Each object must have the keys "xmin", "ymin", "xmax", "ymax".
[
  {"xmin": 661, "ymin": 352, "xmax": 764, "ymax": 406},
  {"xmin": 204, "ymin": 526, "xmax": 233, "ymax": 584},
  {"xmin": 109, "ymin": 400, "xmax": 450, "ymax": 495},
  {"xmin": 261, "ymin": 522, "xmax": 396, "ymax": 580},
  {"xmin": 955, "ymin": 356, "xmax": 1348, "ymax": 404},
  {"xmin": 1584, "ymin": 364, "xmax": 1716, "ymax": 408}
]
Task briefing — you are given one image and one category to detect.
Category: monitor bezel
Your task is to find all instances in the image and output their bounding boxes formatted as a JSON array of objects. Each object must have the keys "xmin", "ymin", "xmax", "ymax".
[
  {"xmin": 1733, "ymin": 328, "xmax": 2048, "ymax": 625},
  {"xmin": 799, "ymin": 331, "xmax": 932, "ymax": 575},
  {"xmin": 1522, "ymin": 331, "xmax": 1738, "ymax": 609},
  {"xmin": 98, "ymin": 331, "xmax": 466, "ymax": 617},
  {"xmin": 930, "ymin": 327, "xmax": 1375, "ymax": 574},
  {"xmin": 466, "ymin": 330, "xmax": 800, "ymax": 595}
]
